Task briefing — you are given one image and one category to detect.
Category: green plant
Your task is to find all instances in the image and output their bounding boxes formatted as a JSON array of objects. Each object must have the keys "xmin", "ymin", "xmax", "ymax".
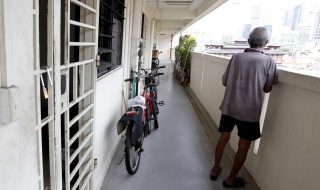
[{"xmin": 175, "ymin": 35, "xmax": 197, "ymax": 70}]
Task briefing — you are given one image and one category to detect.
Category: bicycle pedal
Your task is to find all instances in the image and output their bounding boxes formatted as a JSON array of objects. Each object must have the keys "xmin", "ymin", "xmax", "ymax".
[{"xmin": 158, "ymin": 101, "xmax": 165, "ymax": 106}]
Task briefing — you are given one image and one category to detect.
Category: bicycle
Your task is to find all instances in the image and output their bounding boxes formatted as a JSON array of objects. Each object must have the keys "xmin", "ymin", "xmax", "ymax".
[
  {"xmin": 116, "ymin": 71, "xmax": 164, "ymax": 174},
  {"xmin": 116, "ymin": 43, "xmax": 163, "ymax": 174},
  {"xmin": 141, "ymin": 66, "xmax": 165, "ymax": 135}
]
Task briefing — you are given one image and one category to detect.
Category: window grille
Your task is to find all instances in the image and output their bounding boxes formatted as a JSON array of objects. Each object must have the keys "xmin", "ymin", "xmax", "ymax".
[{"xmin": 98, "ymin": 0, "xmax": 125, "ymax": 77}]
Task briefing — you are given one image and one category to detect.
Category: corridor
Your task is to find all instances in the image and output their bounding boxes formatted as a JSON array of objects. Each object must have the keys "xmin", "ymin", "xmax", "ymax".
[{"xmin": 100, "ymin": 61, "xmax": 257, "ymax": 190}]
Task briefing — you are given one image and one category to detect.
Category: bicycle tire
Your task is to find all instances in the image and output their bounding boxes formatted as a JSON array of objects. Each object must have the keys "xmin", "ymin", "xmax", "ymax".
[
  {"xmin": 153, "ymin": 112, "xmax": 159, "ymax": 129},
  {"xmin": 150, "ymin": 99, "xmax": 159, "ymax": 129},
  {"xmin": 124, "ymin": 124, "xmax": 141, "ymax": 175},
  {"xmin": 148, "ymin": 102, "xmax": 155, "ymax": 133},
  {"xmin": 144, "ymin": 103, "xmax": 151, "ymax": 136}
]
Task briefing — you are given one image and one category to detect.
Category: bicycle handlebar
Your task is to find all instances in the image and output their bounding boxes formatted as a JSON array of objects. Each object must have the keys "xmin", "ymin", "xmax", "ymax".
[
  {"xmin": 124, "ymin": 69, "xmax": 164, "ymax": 83},
  {"xmin": 145, "ymin": 73, "xmax": 163, "ymax": 78},
  {"xmin": 142, "ymin": 65, "xmax": 165, "ymax": 71}
]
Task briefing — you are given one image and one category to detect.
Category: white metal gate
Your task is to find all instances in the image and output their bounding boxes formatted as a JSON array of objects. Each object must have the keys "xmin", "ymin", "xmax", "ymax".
[
  {"xmin": 60, "ymin": 0, "xmax": 99, "ymax": 190},
  {"xmin": 33, "ymin": 0, "xmax": 99, "ymax": 189}
]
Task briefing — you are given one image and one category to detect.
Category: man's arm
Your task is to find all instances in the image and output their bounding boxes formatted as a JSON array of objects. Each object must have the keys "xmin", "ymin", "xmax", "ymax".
[
  {"xmin": 222, "ymin": 56, "xmax": 234, "ymax": 86},
  {"xmin": 263, "ymin": 85, "xmax": 273, "ymax": 93},
  {"xmin": 264, "ymin": 59, "xmax": 278, "ymax": 93}
]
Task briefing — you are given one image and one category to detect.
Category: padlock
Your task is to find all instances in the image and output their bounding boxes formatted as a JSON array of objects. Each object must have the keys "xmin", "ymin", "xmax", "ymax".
[{"xmin": 40, "ymin": 74, "xmax": 49, "ymax": 99}]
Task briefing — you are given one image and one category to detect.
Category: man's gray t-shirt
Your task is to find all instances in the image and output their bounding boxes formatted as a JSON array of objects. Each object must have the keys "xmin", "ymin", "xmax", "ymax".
[{"xmin": 219, "ymin": 48, "xmax": 278, "ymax": 122}]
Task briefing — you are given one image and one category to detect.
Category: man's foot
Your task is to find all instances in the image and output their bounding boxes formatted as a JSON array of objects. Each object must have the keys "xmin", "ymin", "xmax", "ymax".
[
  {"xmin": 210, "ymin": 166, "xmax": 222, "ymax": 181},
  {"xmin": 222, "ymin": 177, "xmax": 245, "ymax": 188}
]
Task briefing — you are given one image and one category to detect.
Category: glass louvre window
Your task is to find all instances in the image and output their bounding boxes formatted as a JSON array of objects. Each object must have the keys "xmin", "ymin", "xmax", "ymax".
[{"xmin": 98, "ymin": 0, "xmax": 125, "ymax": 77}]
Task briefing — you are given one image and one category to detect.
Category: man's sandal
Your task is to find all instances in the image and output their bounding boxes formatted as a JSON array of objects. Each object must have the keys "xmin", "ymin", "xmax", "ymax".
[
  {"xmin": 222, "ymin": 177, "xmax": 245, "ymax": 188},
  {"xmin": 210, "ymin": 167, "xmax": 222, "ymax": 181}
]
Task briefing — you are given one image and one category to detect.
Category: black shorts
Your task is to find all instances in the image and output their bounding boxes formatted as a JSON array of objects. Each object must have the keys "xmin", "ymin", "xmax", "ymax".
[{"xmin": 218, "ymin": 114, "xmax": 261, "ymax": 141}]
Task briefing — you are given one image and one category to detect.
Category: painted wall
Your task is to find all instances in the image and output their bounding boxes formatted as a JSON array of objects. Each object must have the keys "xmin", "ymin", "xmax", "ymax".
[
  {"xmin": 0, "ymin": 0, "xmax": 39, "ymax": 189},
  {"xmin": 93, "ymin": 68, "xmax": 124, "ymax": 190},
  {"xmin": 130, "ymin": 0, "xmax": 143, "ymax": 71},
  {"xmin": 156, "ymin": 34, "xmax": 172, "ymax": 60},
  {"xmin": 190, "ymin": 52, "xmax": 320, "ymax": 190},
  {"xmin": 93, "ymin": 1, "xmax": 156, "ymax": 189},
  {"xmin": 144, "ymin": 5, "xmax": 156, "ymax": 69}
]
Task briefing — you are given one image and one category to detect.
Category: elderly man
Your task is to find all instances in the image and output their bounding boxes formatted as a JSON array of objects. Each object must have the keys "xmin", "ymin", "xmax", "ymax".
[{"xmin": 210, "ymin": 27, "xmax": 278, "ymax": 188}]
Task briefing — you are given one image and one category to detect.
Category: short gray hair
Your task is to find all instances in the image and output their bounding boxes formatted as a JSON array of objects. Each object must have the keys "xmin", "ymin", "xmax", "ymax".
[{"xmin": 248, "ymin": 27, "xmax": 270, "ymax": 48}]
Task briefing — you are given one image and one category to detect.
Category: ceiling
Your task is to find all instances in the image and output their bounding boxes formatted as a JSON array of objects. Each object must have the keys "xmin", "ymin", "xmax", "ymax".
[{"xmin": 146, "ymin": 0, "xmax": 227, "ymax": 35}]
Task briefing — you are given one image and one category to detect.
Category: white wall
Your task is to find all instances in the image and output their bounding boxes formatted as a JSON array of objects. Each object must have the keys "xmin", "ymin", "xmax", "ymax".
[
  {"xmin": 130, "ymin": 0, "xmax": 143, "ymax": 71},
  {"xmin": 93, "ymin": 68, "xmax": 124, "ymax": 190},
  {"xmin": 0, "ymin": 0, "xmax": 39, "ymax": 189},
  {"xmin": 190, "ymin": 52, "xmax": 320, "ymax": 190},
  {"xmin": 246, "ymin": 69, "xmax": 320, "ymax": 190},
  {"xmin": 93, "ymin": 1, "xmax": 157, "ymax": 189},
  {"xmin": 156, "ymin": 34, "xmax": 172, "ymax": 60},
  {"xmin": 144, "ymin": 5, "xmax": 156, "ymax": 69},
  {"xmin": 0, "ymin": 0, "xmax": 4, "ymax": 86}
]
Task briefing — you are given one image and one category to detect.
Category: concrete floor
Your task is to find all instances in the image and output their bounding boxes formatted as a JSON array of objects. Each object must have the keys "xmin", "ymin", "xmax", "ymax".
[{"xmin": 100, "ymin": 61, "xmax": 250, "ymax": 190}]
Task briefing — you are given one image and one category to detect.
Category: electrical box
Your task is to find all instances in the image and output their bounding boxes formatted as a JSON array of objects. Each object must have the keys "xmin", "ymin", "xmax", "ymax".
[{"xmin": 0, "ymin": 87, "xmax": 19, "ymax": 125}]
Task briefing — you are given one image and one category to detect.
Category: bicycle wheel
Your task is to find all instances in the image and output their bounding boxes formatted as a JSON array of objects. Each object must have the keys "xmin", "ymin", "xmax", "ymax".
[
  {"xmin": 151, "ymin": 102, "xmax": 158, "ymax": 129},
  {"xmin": 124, "ymin": 124, "xmax": 141, "ymax": 175},
  {"xmin": 144, "ymin": 103, "xmax": 151, "ymax": 136},
  {"xmin": 153, "ymin": 112, "xmax": 159, "ymax": 129},
  {"xmin": 148, "ymin": 101, "xmax": 156, "ymax": 132}
]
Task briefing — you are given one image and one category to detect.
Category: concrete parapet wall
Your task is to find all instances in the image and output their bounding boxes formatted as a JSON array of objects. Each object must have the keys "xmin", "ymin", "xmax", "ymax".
[{"xmin": 190, "ymin": 52, "xmax": 320, "ymax": 190}]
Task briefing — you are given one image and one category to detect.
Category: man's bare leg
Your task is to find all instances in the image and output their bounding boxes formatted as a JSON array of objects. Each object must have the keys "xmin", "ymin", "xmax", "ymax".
[
  {"xmin": 225, "ymin": 138, "xmax": 251, "ymax": 184},
  {"xmin": 212, "ymin": 132, "xmax": 231, "ymax": 175}
]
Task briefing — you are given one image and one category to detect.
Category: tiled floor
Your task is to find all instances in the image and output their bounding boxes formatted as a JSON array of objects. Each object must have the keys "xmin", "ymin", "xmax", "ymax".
[{"xmin": 100, "ymin": 61, "xmax": 252, "ymax": 190}]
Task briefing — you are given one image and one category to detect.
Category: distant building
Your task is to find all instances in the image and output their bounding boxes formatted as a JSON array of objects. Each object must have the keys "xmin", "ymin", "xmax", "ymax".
[
  {"xmin": 284, "ymin": 5, "xmax": 302, "ymax": 30},
  {"xmin": 242, "ymin": 24, "xmax": 252, "ymax": 39},
  {"xmin": 221, "ymin": 35, "xmax": 233, "ymax": 44},
  {"xmin": 264, "ymin": 25, "xmax": 273, "ymax": 37},
  {"xmin": 204, "ymin": 40, "xmax": 286, "ymax": 63},
  {"xmin": 313, "ymin": 12, "xmax": 320, "ymax": 40}
]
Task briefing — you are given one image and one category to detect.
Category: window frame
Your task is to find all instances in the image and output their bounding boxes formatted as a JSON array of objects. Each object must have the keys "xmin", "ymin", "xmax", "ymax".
[{"xmin": 97, "ymin": 0, "xmax": 125, "ymax": 78}]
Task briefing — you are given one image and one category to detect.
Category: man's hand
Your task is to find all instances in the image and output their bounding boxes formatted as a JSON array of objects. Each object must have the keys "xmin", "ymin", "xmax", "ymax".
[{"xmin": 263, "ymin": 85, "xmax": 272, "ymax": 93}]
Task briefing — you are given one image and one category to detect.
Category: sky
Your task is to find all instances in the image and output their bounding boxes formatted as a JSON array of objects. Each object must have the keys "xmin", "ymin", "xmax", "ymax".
[{"xmin": 183, "ymin": 0, "xmax": 320, "ymax": 48}]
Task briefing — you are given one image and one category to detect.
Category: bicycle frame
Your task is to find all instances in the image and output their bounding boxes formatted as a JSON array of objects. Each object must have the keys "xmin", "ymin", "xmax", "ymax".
[{"xmin": 143, "ymin": 86, "xmax": 154, "ymax": 116}]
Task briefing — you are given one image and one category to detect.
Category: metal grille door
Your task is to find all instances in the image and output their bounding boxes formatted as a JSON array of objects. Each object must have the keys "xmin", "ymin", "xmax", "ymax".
[{"xmin": 60, "ymin": 0, "xmax": 99, "ymax": 189}]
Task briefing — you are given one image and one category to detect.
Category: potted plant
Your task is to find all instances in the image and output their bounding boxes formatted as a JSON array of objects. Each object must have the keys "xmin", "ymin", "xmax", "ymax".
[{"xmin": 174, "ymin": 35, "xmax": 197, "ymax": 85}]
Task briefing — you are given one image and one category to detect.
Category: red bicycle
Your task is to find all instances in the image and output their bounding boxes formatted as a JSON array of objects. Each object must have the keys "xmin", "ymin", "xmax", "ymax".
[
  {"xmin": 116, "ymin": 41, "xmax": 165, "ymax": 175},
  {"xmin": 116, "ymin": 71, "xmax": 163, "ymax": 174},
  {"xmin": 142, "ymin": 67, "xmax": 165, "ymax": 135}
]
